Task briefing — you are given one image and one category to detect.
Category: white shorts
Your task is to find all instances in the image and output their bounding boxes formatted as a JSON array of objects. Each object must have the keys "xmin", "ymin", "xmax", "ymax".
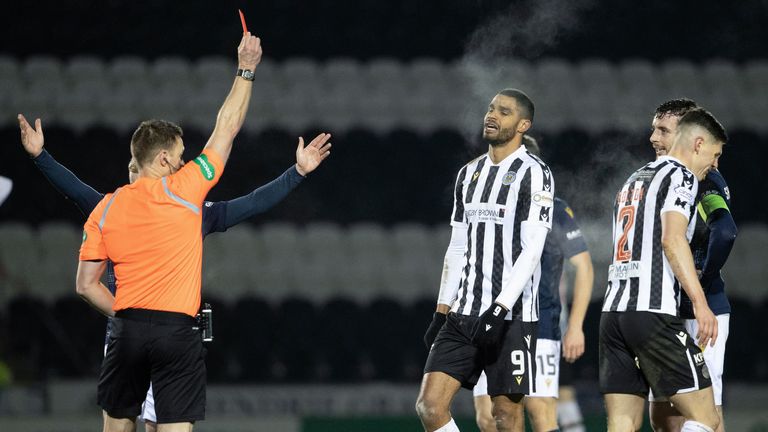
[
  {"xmin": 473, "ymin": 339, "xmax": 561, "ymax": 398},
  {"xmin": 140, "ymin": 384, "xmax": 157, "ymax": 423},
  {"xmin": 649, "ymin": 314, "xmax": 729, "ymax": 405},
  {"xmin": 104, "ymin": 343, "xmax": 156, "ymax": 423}
]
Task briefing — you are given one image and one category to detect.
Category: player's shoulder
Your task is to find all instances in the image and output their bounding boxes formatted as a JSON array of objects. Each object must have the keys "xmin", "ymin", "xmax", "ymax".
[
  {"xmin": 705, "ymin": 169, "xmax": 729, "ymax": 189},
  {"xmin": 462, "ymin": 153, "xmax": 487, "ymax": 169},
  {"xmin": 700, "ymin": 169, "xmax": 731, "ymax": 200},
  {"xmin": 520, "ymin": 149, "xmax": 551, "ymax": 170}
]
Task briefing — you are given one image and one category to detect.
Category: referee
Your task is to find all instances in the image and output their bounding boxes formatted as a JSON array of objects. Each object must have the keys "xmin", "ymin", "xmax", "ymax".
[
  {"xmin": 76, "ymin": 33, "xmax": 262, "ymax": 431},
  {"xmin": 600, "ymin": 108, "xmax": 726, "ymax": 432},
  {"xmin": 417, "ymin": 89, "xmax": 554, "ymax": 432}
]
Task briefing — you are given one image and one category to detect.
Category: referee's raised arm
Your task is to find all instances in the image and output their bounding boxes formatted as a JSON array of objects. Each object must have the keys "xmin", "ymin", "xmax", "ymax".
[{"xmin": 204, "ymin": 32, "xmax": 263, "ymax": 166}]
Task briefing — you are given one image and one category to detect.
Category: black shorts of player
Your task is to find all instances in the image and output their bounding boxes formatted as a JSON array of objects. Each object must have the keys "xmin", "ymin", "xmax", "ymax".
[
  {"xmin": 424, "ymin": 312, "xmax": 537, "ymax": 396},
  {"xmin": 599, "ymin": 311, "xmax": 711, "ymax": 398},
  {"xmin": 98, "ymin": 308, "xmax": 207, "ymax": 423},
  {"xmin": 559, "ymin": 354, "xmax": 575, "ymax": 387}
]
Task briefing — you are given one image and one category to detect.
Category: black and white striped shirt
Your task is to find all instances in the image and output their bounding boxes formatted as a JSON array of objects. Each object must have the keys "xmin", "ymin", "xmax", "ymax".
[
  {"xmin": 449, "ymin": 145, "xmax": 554, "ymax": 322},
  {"xmin": 602, "ymin": 156, "xmax": 698, "ymax": 315}
]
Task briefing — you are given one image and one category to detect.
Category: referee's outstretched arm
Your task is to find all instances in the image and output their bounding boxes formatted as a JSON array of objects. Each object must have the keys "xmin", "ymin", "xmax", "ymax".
[{"xmin": 204, "ymin": 32, "xmax": 262, "ymax": 166}]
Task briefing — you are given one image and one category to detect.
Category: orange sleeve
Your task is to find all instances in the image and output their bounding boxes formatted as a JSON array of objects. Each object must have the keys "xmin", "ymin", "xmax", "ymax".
[
  {"xmin": 79, "ymin": 195, "xmax": 109, "ymax": 261},
  {"xmin": 166, "ymin": 148, "xmax": 224, "ymax": 206}
]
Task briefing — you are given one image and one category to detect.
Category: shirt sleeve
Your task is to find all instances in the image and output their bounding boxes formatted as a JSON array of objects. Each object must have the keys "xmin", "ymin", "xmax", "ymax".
[
  {"xmin": 660, "ymin": 167, "xmax": 698, "ymax": 220},
  {"xmin": 556, "ymin": 202, "xmax": 589, "ymax": 259},
  {"xmin": 697, "ymin": 170, "xmax": 731, "ymax": 221},
  {"xmin": 33, "ymin": 149, "xmax": 104, "ymax": 215},
  {"xmin": 166, "ymin": 149, "xmax": 224, "ymax": 207},
  {"xmin": 201, "ymin": 201, "xmax": 228, "ymax": 235},
  {"xmin": 522, "ymin": 162, "xmax": 555, "ymax": 230},
  {"xmin": 450, "ymin": 165, "xmax": 469, "ymax": 228},
  {"xmin": 79, "ymin": 195, "xmax": 110, "ymax": 261}
]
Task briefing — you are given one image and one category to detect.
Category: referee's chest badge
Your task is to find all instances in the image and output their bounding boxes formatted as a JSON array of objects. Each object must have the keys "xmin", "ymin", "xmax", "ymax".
[{"xmin": 502, "ymin": 171, "xmax": 517, "ymax": 185}]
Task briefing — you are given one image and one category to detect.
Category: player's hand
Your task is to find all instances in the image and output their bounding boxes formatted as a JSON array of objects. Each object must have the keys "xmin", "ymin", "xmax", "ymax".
[
  {"xmin": 562, "ymin": 326, "xmax": 585, "ymax": 363},
  {"xmin": 472, "ymin": 302, "xmax": 508, "ymax": 348},
  {"xmin": 237, "ymin": 32, "xmax": 262, "ymax": 71},
  {"xmin": 18, "ymin": 114, "xmax": 44, "ymax": 158},
  {"xmin": 423, "ymin": 312, "xmax": 447, "ymax": 349},
  {"xmin": 693, "ymin": 302, "xmax": 718, "ymax": 348},
  {"xmin": 295, "ymin": 133, "xmax": 332, "ymax": 176}
]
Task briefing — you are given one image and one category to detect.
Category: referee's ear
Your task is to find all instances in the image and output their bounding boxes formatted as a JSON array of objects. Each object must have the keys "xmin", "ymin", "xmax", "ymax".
[{"xmin": 516, "ymin": 119, "xmax": 532, "ymax": 134}]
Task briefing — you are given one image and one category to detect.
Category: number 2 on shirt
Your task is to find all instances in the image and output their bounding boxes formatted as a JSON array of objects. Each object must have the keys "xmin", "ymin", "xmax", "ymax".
[{"xmin": 616, "ymin": 206, "xmax": 635, "ymax": 261}]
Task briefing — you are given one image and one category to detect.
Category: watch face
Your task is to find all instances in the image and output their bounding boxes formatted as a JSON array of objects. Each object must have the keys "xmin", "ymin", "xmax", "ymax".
[{"xmin": 242, "ymin": 70, "xmax": 255, "ymax": 80}]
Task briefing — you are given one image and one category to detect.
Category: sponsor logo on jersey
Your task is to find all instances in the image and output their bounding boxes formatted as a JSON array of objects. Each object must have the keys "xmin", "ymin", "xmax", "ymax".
[
  {"xmin": 545, "ymin": 378, "xmax": 552, "ymax": 387},
  {"xmin": 502, "ymin": 171, "xmax": 517, "ymax": 185},
  {"xmin": 465, "ymin": 207, "xmax": 506, "ymax": 223},
  {"xmin": 565, "ymin": 206, "xmax": 574, "ymax": 218},
  {"xmin": 472, "ymin": 171, "xmax": 481, "ymax": 182},
  {"xmin": 724, "ymin": 186, "xmax": 730, "ymax": 201},
  {"xmin": 194, "ymin": 155, "xmax": 215, "ymax": 181},
  {"xmin": 515, "ymin": 376, "xmax": 523, "ymax": 385},
  {"xmin": 524, "ymin": 334, "xmax": 531, "ymax": 348},
  {"xmin": 204, "ymin": 201, "xmax": 213, "ymax": 207},
  {"xmin": 608, "ymin": 261, "xmax": 643, "ymax": 280},
  {"xmin": 674, "ymin": 186, "xmax": 694, "ymax": 206},
  {"xmin": 566, "ymin": 229, "xmax": 582, "ymax": 240},
  {"xmin": 676, "ymin": 331, "xmax": 688, "ymax": 346}
]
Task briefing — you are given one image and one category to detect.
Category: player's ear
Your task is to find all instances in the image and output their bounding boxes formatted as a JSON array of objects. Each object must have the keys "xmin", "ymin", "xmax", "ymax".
[
  {"xmin": 516, "ymin": 119, "xmax": 532, "ymax": 134},
  {"xmin": 693, "ymin": 136, "xmax": 704, "ymax": 154}
]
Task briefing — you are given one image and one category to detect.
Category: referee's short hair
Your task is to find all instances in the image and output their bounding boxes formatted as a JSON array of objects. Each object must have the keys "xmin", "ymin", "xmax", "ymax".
[
  {"xmin": 654, "ymin": 98, "xmax": 698, "ymax": 118},
  {"xmin": 498, "ymin": 88, "xmax": 534, "ymax": 122},
  {"xmin": 677, "ymin": 108, "xmax": 728, "ymax": 144},
  {"xmin": 131, "ymin": 119, "xmax": 184, "ymax": 168}
]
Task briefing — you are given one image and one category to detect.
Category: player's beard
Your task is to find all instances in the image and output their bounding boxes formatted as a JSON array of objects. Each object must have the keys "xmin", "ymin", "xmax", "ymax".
[{"xmin": 483, "ymin": 126, "xmax": 517, "ymax": 148}]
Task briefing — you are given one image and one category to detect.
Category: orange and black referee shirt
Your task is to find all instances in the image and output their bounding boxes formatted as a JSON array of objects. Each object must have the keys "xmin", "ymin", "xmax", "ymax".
[{"xmin": 80, "ymin": 149, "xmax": 223, "ymax": 317}]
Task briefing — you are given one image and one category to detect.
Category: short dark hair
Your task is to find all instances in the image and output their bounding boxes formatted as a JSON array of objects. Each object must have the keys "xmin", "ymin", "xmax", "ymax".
[
  {"xmin": 677, "ymin": 108, "xmax": 728, "ymax": 144},
  {"xmin": 498, "ymin": 88, "xmax": 534, "ymax": 122},
  {"xmin": 522, "ymin": 135, "xmax": 540, "ymax": 156},
  {"xmin": 130, "ymin": 120, "xmax": 183, "ymax": 168},
  {"xmin": 654, "ymin": 98, "xmax": 698, "ymax": 118}
]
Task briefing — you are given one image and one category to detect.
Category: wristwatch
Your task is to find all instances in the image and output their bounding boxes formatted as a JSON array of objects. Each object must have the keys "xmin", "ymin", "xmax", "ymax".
[{"xmin": 237, "ymin": 68, "xmax": 255, "ymax": 81}]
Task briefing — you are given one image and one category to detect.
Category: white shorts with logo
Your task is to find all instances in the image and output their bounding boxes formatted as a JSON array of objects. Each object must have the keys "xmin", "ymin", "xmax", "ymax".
[
  {"xmin": 473, "ymin": 338, "xmax": 561, "ymax": 398},
  {"xmin": 649, "ymin": 314, "xmax": 729, "ymax": 405}
]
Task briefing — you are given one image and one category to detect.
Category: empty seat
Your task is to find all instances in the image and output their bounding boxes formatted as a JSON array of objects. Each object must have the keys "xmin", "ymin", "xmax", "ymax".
[
  {"xmin": 64, "ymin": 56, "xmax": 106, "ymax": 87},
  {"xmin": 30, "ymin": 222, "xmax": 81, "ymax": 303},
  {"xmin": 659, "ymin": 59, "xmax": 706, "ymax": 101}
]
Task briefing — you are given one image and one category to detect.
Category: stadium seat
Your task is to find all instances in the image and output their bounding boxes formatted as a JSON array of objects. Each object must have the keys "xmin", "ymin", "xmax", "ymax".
[
  {"xmin": 29, "ymin": 222, "xmax": 80, "ymax": 304},
  {"xmin": 231, "ymin": 296, "xmax": 277, "ymax": 381},
  {"xmin": 0, "ymin": 222, "xmax": 38, "ymax": 298}
]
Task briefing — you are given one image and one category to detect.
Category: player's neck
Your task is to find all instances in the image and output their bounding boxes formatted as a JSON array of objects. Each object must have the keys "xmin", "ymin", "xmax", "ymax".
[{"xmin": 487, "ymin": 140, "xmax": 521, "ymax": 164}]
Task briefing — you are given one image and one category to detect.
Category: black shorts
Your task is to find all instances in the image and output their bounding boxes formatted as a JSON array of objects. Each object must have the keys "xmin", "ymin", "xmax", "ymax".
[
  {"xmin": 599, "ymin": 311, "xmax": 711, "ymax": 398},
  {"xmin": 98, "ymin": 308, "xmax": 206, "ymax": 423},
  {"xmin": 424, "ymin": 312, "xmax": 537, "ymax": 396},
  {"xmin": 559, "ymin": 355, "xmax": 574, "ymax": 387}
]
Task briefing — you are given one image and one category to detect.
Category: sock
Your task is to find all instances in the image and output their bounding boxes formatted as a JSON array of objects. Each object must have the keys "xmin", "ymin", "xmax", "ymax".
[
  {"xmin": 680, "ymin": 420, "xmax": 715, "ymax": 432},
  {"xmin": 434, "ymin": 418, "xmax": 460, "ymax": 432},
  {"xmin": 558, "ymin": 400, "xmax": 585, "ymax": 432}
]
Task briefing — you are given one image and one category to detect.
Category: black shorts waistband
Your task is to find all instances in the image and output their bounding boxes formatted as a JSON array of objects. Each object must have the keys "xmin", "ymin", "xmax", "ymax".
[{"xmin": 115, "ymin": 308, "xmax": 196, "ymax": 325}]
